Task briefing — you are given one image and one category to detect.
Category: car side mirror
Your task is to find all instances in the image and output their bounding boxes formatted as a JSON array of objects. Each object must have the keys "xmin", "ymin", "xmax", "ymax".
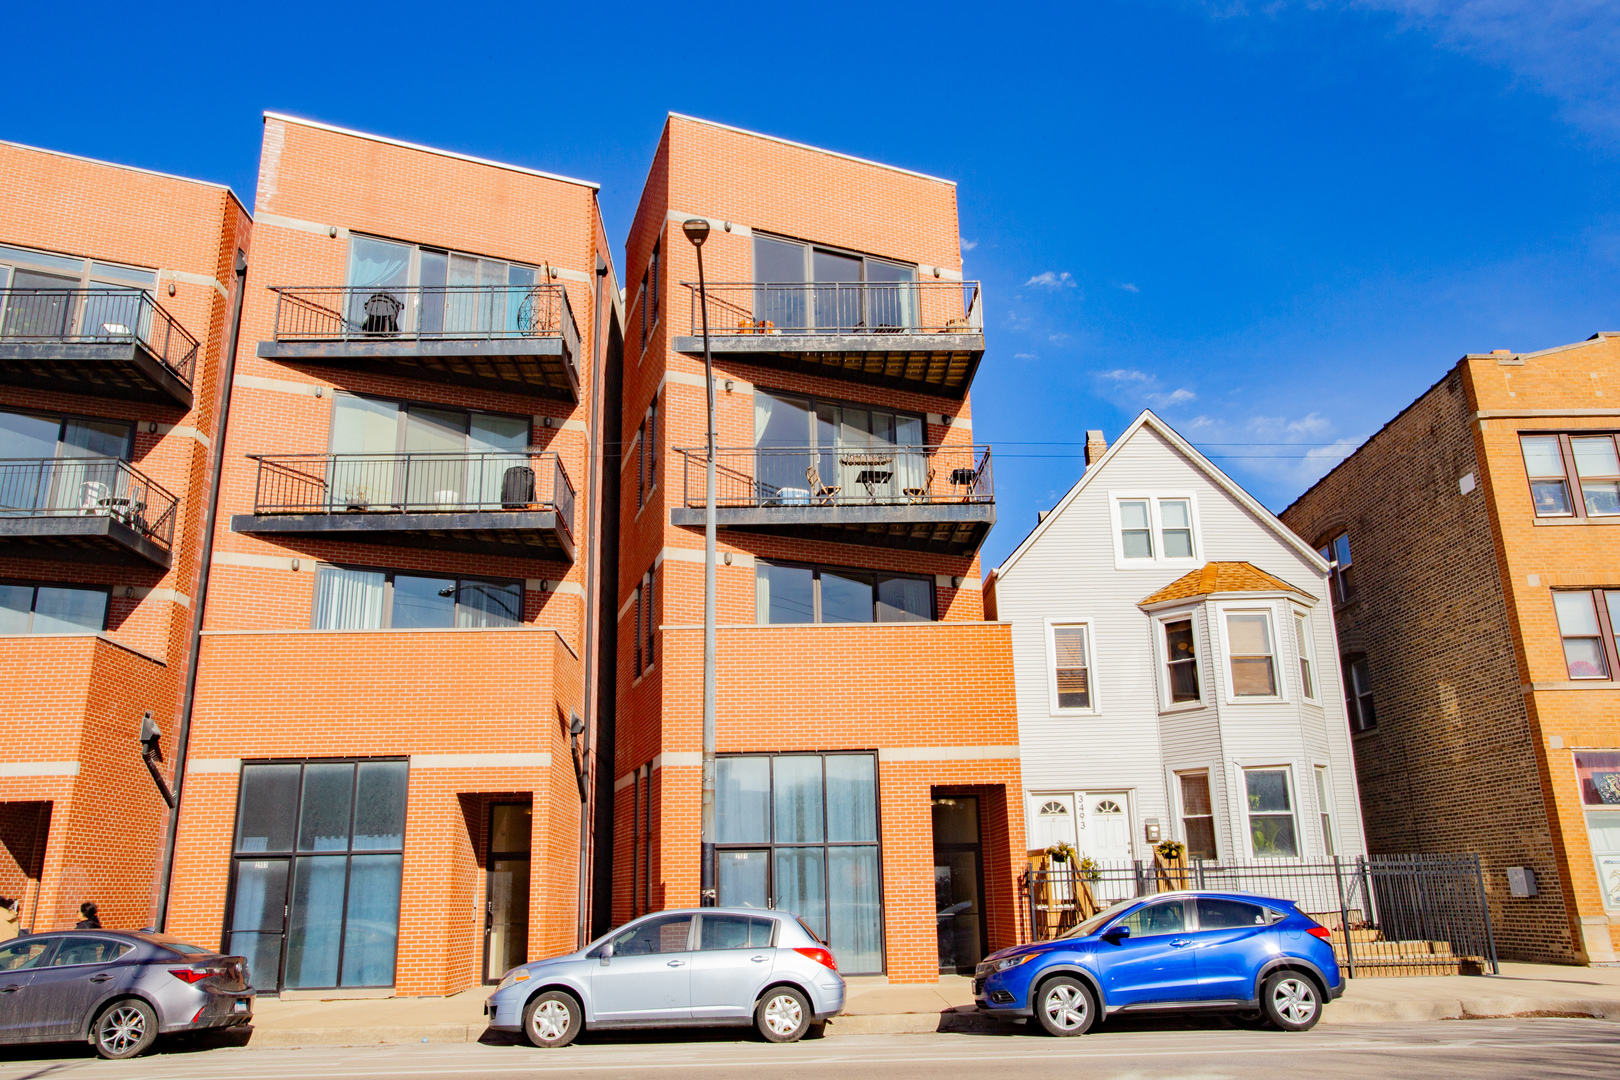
[
  {"xmin": 1102, "ymin": 924, "xmax": 1131, "ymax": 943},
  {"xmin": 598, "ymin": 943, "xmax": 613, "ymax": 962}
]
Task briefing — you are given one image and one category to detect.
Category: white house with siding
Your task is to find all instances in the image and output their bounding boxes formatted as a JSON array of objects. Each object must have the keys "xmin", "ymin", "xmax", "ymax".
[{"xmin": 985, "ymin": 411, "xmax": 1367, "ymax": 875}]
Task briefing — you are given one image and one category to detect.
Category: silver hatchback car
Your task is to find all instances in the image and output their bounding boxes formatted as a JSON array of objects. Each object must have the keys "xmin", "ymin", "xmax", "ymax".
[
  {"xmin": 0, "ymin": 930, "xmax": 253, "ymax": 1059},
  {"xmin": 486, "ymin": 908, "xmax": 845, "ymax": 1047}
]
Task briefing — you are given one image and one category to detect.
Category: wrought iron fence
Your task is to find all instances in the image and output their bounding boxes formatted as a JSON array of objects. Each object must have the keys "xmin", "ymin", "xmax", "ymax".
[
  {"xmin": 1022, "ymin": 854, "xmax": 1498, "ymax": 977},
  {"xmin": 270, "ymin": 284, "xmax": 580, "ymax": 354},
  {"xmin": 0, "ymin": 457, "xmax": 179, "ymax": 550},
  {"xmin": 675, "ymin": 444, "xmax": 993, "ymax": 508},
  {"xmin": 248, "ymin": 451, "xmax": 574, "ymax": 539},
  {"xmin": 682, "ymin": 280, "xmax": 982, "ymax": 337},
  {"xmin": 0, "ymin": 288, "xmax": 199, "ymax": 384}
]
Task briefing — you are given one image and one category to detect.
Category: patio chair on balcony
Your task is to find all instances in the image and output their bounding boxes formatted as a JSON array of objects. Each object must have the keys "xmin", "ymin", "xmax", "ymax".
[
  {"xmin": 361, "ymin": 292, "xmax": 403, "ymax": 335},
  {"xmin": 501, "ymin": 466, "xmax": 536, "ymax": 509},
  {"xmin": 904, "ymin": 467, "xmax": 935, "ymax": 504},
  {"xmin": 80, "ymin": 482, "xmax": 111, "ymax": 514},
  {"xmin": 806, "ymin": 462, "xmax": 841, "ymax": 506}
]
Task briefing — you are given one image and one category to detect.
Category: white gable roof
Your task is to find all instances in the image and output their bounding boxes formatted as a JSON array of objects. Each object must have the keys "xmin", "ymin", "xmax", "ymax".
[{"xmin": 990, "ymin": 410, "xmax": 1330, "ymax": 583}]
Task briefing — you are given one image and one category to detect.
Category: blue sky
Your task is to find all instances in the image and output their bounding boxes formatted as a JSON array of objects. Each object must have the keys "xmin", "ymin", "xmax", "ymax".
[{"xmin": 5, "ymin": 1, "xmax": 1617, "ymax": 570}]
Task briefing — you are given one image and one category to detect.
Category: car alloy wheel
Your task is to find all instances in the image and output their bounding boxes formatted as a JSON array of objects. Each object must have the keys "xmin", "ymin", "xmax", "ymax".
[
  {"xmin": 756, "ymin": 987, "xmax": 810, "ymax": 1042},
  {"xmin": 95, "ymin": 1000, "xmax": 157, "ymax": 1060},
  {"xmin": 522, "ymin": 991, "xmax": 581, "ymax": 1048},
  {"xmin": 1034, "ymin": 976, "xmax": 1095, "ymax": 1036},
  {"xmin": 1263, "ymin": 972, "xmax": 1321, "ymax": 1031}
]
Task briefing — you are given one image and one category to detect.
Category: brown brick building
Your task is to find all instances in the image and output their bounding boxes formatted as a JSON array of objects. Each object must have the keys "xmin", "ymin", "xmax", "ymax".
[
  {"xmin": 163, "ymin": 114, "xmax": 622, "ymax": 996},
  {"xmin": 0, "ymin": 140, "xmax": 250, "ymax": 935},
  {"xmin": 613, "ymin": 115, "xmax": 1022, "ymax": 981},
  {"xmin": 1282, "ymin": 331, "xmax": 1620, "ymax": 965}
]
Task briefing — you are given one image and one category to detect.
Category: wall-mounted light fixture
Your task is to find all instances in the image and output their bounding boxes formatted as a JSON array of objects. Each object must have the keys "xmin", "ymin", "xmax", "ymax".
[
  {"xmin": 1144, "ymin": 818, "xmax": 1162, "ymax": 844},
  {"xmin": 723, "ymin": 552, "xmax": 733, "ymax": 566},
  {"xmin": 167, "ymin": 282, "xmax": 177, "ymax": 297},
  {"xmin": 148, "ymin": 421, "xmax": 159, "ymax": 434},
  {"xmin": 539, "ymin": 580, "xmax": 550, "ymax": 593},
  {"xmin": 723, "ymin": 379, "xmax": 734, "ymax": 393},
  {"xmin": 328, "ymin": 226, "xmax": 338, "ymax": 238},
  {"xmin": 290, "ymin": 558, "xmax": 301, "ymax": 571}
]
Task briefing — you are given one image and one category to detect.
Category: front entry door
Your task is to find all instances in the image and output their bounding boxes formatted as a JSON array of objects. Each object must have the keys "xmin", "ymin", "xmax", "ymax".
[
  {"xmin": 1085, "ymin": 794, "xmax": 1133, "ymax": 903},
  {"xmin": 933, "ymin": 796, "xmax": 987, "ymax": 975},
  {"xmin": 484, "ymin": 803, "xmax": 532, "ymax": 983}
]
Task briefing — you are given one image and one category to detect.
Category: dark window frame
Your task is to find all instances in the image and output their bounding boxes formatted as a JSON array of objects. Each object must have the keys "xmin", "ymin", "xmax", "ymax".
[
  {"xmin": 1316, "ymin": 532, "xmax": 1355, "ymax": 603},
  {"xmin": 1552, "ymin": 588, "xmax": 1620, "ymax": 681},
  {"xmin": 310, "ymin": 563, "xmax": 525, "ymax": 631},
  {"xmin": 325, "ymin": 391, "xmax": 533, "ymax": 457},
  {"xmin": 0, "ymin": 580, "xmax": 111, "ymax": 635},
  {"xmin": 1343, "ymin": 653, "xmax": 1376, "ymax": 731},
  {"xmin": 754, "ymin": 558, "xmax": 935, "ymax": 625},
  {"xmin": 221, "ymin": 756, "xmax": 409, "ymax": 993},
  {"xmin": 712, "ymin": 750, "xmax": 884, "ymax": 975},
  {"xmin": 1162, "ymin": 615, "xmax": 1201, "ymax": 705},
  {"xmin": 0, "ymin": 406, "xmax": 136, "ymax": 462},
  {"xmin": 750, "ymin": 231, "xmax": 917, "ymax": 286}
]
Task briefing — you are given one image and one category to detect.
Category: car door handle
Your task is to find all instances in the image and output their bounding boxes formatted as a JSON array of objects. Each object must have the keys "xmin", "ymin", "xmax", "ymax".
[
  {"xmin": 751, "ymin": 955, "xmax": 768, "ymax": 963},
  {"xmin": 1170, "ymin": 939, "xmax": 1192, "ymax": 948},
  {"xmin": 89, "ymin": 974, "xmax": 113, "ymax": 983},
  {"xmin": 666, "ymin": 960, "xmax": 686, "ymax": 967},
  {"xmin": 0, "ymin": 986, "xmax": 19, "ymax": 994}
]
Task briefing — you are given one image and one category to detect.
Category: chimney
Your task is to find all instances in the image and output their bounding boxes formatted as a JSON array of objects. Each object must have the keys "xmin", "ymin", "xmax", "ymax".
[{"xmin": 1085, "ymin": 430, "xmax": 1107, "ymax": 466}]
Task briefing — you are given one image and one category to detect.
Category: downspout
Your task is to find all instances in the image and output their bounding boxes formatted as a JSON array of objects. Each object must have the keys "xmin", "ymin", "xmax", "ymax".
[{"xmin": 154, "ymin": 247, "xmax": 247, "ymax": 931}]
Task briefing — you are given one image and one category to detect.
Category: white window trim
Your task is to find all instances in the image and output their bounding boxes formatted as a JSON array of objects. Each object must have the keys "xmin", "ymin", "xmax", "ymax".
[
  {"xmin": 1312, "ymin": 762, "xmax": 1338, "ymax": 859},
  {"xmin": 1170, "ymin": 766, "xmax": 1221, "ymax": 861},
  {"xmin": 1107, "ymin": 491, "xmax": 1204, "ymax": 571},
  {"xmin": 1235, "ymin": 761, "xmax": 1301, "ymax": 860},
  {"xmin": 1213, "ymin": 601, "xmax": 1288, "ymax": 704},
  {"xmin": 1044, "ymin": 618, "xmax": 1099, "ymax": 716},
  {"xmin": 1153, "ymin": 607, "xmax": 1205, "ymax": 713},
  {"xmin": 1293, "ymin": 607, "xmax": 1319, "ymax": 704}
]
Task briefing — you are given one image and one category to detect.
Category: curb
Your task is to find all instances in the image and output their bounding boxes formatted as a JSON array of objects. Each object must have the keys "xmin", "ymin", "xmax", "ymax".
[{"xmin": 233, "ymin": 999, "xmax": 1620, "ymax": 1049}]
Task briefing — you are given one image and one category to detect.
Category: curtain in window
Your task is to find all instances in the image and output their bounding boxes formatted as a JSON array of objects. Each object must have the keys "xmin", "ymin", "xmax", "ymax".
[
  {"xmin": 313, "ymin": 566, "xmax": 386, "ymax": 630},
  {"xmin": 876, "ymin": 576, "xmax": 931, "ymax": 622},
  {"xmin": 285, "ymin": 855, "xmax": 346, "ymax": 988},
  {"xmin": 457, "ymin": 580, "xmax": 523, "ymax": 628},
  {"xmin": 825, "ymin": 755, "xmax": 877, "ymax": 842},
  {"xmin": 341, "ymin": 855, "xmax": 402, "ymax": 986},
  {"xmin": 773, "ymin": 847, "xmax": 827, "ymax": 940},
  {"xmin": 346, "ymin": 238, "xmax": 411, "ymax": 331},
  {"xmin": 773, "ymin": 757, "xmax": 824, "ymax": 843},
  {"xmin": 468, "ymin": 414, "xmax": 529, "ymax": 508},
  {"xmin": 827, "ymin": 846, "xmax": 882, "ymax": 974},
  {"xmin": 716, "ymin": 757, "xmax": 770, "ymax": 843}
]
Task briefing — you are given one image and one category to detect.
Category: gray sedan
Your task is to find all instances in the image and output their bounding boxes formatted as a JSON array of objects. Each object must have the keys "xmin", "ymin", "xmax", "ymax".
[
  {"xmin": 486, "ymin": 908, "xmax": 845, "ymax": 1047},
  {"xmin": 0, "ymin": 930, "xmax": 253, "ymax": 1058}
]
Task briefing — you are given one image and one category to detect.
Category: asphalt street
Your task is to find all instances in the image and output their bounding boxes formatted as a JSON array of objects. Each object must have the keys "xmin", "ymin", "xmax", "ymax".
[{"xmin": 0, "ymin": 1019, "xmax": 1613, "ymax": 1080}]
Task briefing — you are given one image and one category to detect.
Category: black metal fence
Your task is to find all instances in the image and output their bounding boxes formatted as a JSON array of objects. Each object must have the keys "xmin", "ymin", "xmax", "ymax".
[
  {"xmin": 0, "ymin": 457, "xmax": 179, "ymax": 550},
  {"xmin": 682, "ymin": 279, "xmax": 982, "ymax": 337},
  {"xmin": 675, "ymin": 444, "xmax": 993, "ymax": 508},
  {"xmin": 248, "ymin": 451, "xmax": 574, "ymax": 539},
  {"xmin": 270, "ymin": 284, "xmax": 580, "ymax": 354},
  {"xmin": 0, "ymin": 288, "xmax": 199, "ymax": 384},
  {"xmin": 1023, "ymin": 854, "xmax": 1498, "ymax": 977}
]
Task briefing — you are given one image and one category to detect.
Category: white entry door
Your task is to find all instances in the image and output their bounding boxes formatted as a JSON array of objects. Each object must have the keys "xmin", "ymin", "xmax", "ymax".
[
  {"xmin": 1084, "ymin": 794, "xmax": 1134, "ymax": 902},
  {"xmin": 1028, "ymin": 794, "xmax": 1077, "ymax": 853}
]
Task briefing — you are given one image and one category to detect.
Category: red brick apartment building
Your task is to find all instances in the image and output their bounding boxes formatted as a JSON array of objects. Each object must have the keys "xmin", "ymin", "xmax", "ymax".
[
  {"xmin": 1283, "ymin": 332, "xmax": 1620, "ymax": 965},
  {"xmin": 614, "ymin": 114, "xmax": 1022, "ymax": 981},
  {"xmin": 0, "ymin": 141, "xmax": 250, "ymax": 933},
  {"xmin": 163, "ymin": 114, "xmax": 623, "ymax": 996}
]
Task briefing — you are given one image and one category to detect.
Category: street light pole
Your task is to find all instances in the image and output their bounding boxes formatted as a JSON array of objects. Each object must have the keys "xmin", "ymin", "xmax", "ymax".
[{"xmin": 683, "ymin": 218, "xmax": 718, "ymax": 907}]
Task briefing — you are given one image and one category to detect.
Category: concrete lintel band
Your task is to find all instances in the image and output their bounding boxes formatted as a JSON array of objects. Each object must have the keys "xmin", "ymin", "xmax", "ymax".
[
  {"xmin": 109, "ymin": 585, "xmax": 191, "ymax": 607},
  {"xmin": 0, "ymin": 761, "xmax": 80, "ymax": 777},
  {"xmin": 526, "ymin": 579, "xmax": 583, "ymax": 596},
  {"xmin": 665, "ymin": 210, "xmax": 752, "ymax": 239},
  {"xmin": 659, "ymin": 546, "xmax": 754, "ymax": 569},
  {"xmin": 410, "ymin": 753, "xmax": 553, "ymax": 769},
  {"xmin": 157, "ymin": 268, "xmax": 230, "ymax": 300},
  {"xmin": 150, "ymin": 423, "xmax": 211, "ymax": 449},
  {"xmin": 1476, "ymin": 408, "xmax": 1620, "ymax": 420},
  {"xmin": 186, "ymin": 758, "xmax": 242, "ymax": 775},
  {"xmin": 616, "ymin": 590, "xmax": 639, "ymax": 622},
  {"xmin": 235, "ymin": 373, "xmax": 323, "ymax": 398},
  {"xmin": 661, "ymin": 370, "xmax": 753, "ymax": 397}
]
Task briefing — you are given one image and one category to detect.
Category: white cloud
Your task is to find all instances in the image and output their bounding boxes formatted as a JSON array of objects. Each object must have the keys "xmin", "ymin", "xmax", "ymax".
[
  {"xmin": 1049, "ymin": 332, "xmax": 1072, "ymax": 344},
  {"xmin": 1099, "ymin": 368, "xmax": 1153, "ymax": 382},
  {"xmin": 1116, "ymin": 282, "xmax": 1140, "ymax": 293},
  {"xmin": 1014, "ymin": 352, "xmax": 1039, "ymax": 360},
  {"xmin": 1025, "ymin": 271, "xmax": 1078, "ymax": 289},
  {"xmin": 1148, "ymin": 387, "xmax": 1198, "ymax": 406},
  {"xmin": 961, "ymin": 238, "xmax": 978, "ymax": 251}
]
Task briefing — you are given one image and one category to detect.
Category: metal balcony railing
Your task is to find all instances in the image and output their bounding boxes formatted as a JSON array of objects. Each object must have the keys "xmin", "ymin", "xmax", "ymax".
[
  {"xmin": 0, "ymin": 288, "xmax": 199, "ymax": 385},
  {"xmin": 676, "ymin": 444, "xmax": 993, "ymax": 508},
  {"xmin": 0, "ymin": 457, "xmax": 179, "ymax": 551},
  {"xmin": 270, "ymin": 284, "xmax": 581, "ymax": 354},
  {"xmin": 248, "ymin": 451, "xmax": 575, "ymax": 540},
  {"xmin": 682, "ymin": 280, "xmax": 982, "ymax": 337}
]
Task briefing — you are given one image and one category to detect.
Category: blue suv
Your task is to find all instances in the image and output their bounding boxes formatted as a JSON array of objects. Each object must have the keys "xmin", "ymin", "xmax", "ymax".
[{"xmin": 975, "ymin": 891, "xmax": 1342, "ymax": 1035}]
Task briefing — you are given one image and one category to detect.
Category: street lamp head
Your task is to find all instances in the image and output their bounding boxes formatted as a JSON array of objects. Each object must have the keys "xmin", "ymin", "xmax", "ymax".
[{"xmin": 682, "ymin": 218, "xmax": 712, "ymax": 247}]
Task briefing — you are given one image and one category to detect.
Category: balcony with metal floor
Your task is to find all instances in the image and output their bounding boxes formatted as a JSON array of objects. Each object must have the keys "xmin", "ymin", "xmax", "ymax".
[
  {"xmin": 672, "ymin": 280, "xmax": 985, "ymax": 398},
  {"xmin": 0, "ymin": 289, "xmax": 199, "ymax": 408},
  {"xmin": 669, "ymin": 443, "xmax": 993, "ymax": 555},
  {"xmin": 232, "ymin": 450, "xmax": 576, "ymax": 559},
  {"xmin": 258, "ymin": 284, "xmax": 581, "ymax": 400},
  {"xmin": 0, "ymin": 457, "xmax": 179, "ymax": 568}
]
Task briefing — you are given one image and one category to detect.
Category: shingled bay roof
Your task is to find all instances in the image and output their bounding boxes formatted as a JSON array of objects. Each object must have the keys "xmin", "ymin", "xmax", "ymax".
[{"xmin": 1139, "ymin": 561, "xmax": 1315, "ymax": 607}]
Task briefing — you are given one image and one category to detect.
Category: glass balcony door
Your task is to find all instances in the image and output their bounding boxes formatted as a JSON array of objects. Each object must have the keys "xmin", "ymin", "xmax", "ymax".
[{"xmin": 752, "ymin": 392, "xmax": 923, "ymax": 505}]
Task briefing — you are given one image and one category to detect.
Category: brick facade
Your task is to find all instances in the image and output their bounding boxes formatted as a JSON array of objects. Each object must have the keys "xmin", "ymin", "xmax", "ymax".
[
  {"xmin": 0, "ymin": 141, "xmax": 248, "ymax": 933},
  {"xmin": 1282, "ymin": 333, "xmax": 1620, "ymax": 964}
]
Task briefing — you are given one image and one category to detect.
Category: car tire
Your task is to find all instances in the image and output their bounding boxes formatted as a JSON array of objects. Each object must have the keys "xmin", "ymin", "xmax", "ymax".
[
  {"xmin": 522, "ymin": 990, "xmax": 582, "ymax": 1048},
  {"xmin": 94, "ymin": 999, "xmax": 159, "ymax": 1060},
  {"xmin": 756, "ymin": 986, "xmax": 812, "ymax": 1043},
  {"xmin": 1261, "ymin": 971, "xmax": 1322, "ymax": 1032},
  {"xmin": 1032, "ymin": 975, "xmax": 1096, "ymax": 1037}
]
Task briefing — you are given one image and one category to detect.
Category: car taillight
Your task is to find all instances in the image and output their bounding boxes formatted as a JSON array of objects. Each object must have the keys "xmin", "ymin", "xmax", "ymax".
[
  {"xmin": 169, "ymin": 968, "xmax": 212, "ymax": 984},
  {"xmin": 794, "ymin": 947, "xmax": 838, "ymax": 971},
  {"xmin": 1306, "ymin": 926, "xmax": 1333, "ymax": 941}
]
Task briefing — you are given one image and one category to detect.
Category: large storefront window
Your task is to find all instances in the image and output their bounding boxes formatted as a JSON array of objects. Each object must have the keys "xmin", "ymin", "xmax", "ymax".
[
  {"xmin": 225, "ymin": 759, "xmax": 408, "ymax": 992},
  {"xmin": 714, "ymin": 753, "xmax": 883, "ymax": 974},
  {"xmin": 1577, "ymin": 752, "xmax": 1620, "ymax": 911}
]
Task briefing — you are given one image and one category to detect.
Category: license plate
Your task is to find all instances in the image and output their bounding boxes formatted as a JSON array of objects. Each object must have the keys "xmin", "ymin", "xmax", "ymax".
[{"xmin": 233, "ymin": 1000, "xmax": 249, "ymax": 1013}]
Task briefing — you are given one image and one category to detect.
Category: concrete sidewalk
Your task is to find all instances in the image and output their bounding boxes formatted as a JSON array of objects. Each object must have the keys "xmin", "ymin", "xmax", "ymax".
[{"xmin": 234, "ymin": 963, "xmax": 1620, "ymax": 1047}]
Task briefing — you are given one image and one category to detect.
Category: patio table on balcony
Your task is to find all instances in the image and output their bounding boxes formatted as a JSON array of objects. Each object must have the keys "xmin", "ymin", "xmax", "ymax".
[{"xmin": 840, "ymin": 452, "xmax": 894, "ymax": 501}]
